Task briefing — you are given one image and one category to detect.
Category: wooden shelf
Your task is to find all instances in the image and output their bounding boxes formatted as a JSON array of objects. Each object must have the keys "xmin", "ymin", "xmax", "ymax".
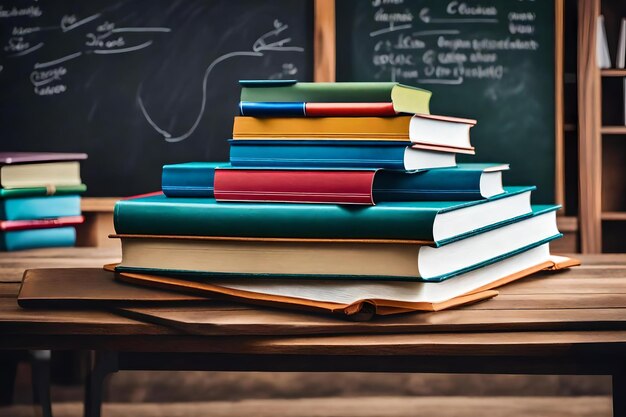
[
  {"xmin": 81, "ymin": 197, "xmax": 120, "ymax": 212},
  {"xmin": 601, "ymin": 126, "xmax": 626, "ymax": 134},
  {"xmin": 557, "ymin": 216, "xmax": 578, "ymax": 232},
  {"xmin": 601, "ymin": 212, "xmax": 626, "ymax": 221},
  {"xmin": 601, "ymin": 69, "xmax": 626, "ymax": 77}
]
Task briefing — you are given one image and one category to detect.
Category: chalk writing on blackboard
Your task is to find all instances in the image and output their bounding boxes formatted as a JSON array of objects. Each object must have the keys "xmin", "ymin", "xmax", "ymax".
[
  {"xmin": 363, "ymin": 0, "xmax": 540, "ymax": 85},
  {"xmin": 137, "ymin": 20, "xmax": 304, "ymax": 143},
  {"xmin": 1, "ymin": 3, "xmax": 171, "ymax": 96}
]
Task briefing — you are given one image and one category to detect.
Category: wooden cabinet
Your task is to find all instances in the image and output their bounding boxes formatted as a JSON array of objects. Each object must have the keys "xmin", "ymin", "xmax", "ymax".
[{"xmin": 578, "ymin": 0, "xmax": 626, "ymax": 252}]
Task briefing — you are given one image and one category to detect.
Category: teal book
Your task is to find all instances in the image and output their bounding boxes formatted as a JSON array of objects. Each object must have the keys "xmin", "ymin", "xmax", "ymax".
[
  {"xmin": 114, "ymin": 186, "xmax": 534, "ymax": 246},
  {"xmin": 0, "ymin": 227, "xmax": 76, "ymax": 251},
  {"xmin": 114, "ymin": 206, "xmax": 561, "ymax": 282},
  {"xmin": 0, "ymin": 195, "xmax": 81, "ymax": 221}
]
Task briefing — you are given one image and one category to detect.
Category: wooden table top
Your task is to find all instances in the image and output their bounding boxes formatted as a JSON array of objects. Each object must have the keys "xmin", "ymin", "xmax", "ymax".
[{"xmin": 1, "ymin": 248, "xmax": 626, "ymax": 362}]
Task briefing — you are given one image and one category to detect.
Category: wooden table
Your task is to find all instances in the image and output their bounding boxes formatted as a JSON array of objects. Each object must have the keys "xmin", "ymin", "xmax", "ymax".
[{"xmin": 0, "ymin": 249, "xmax": 625, "ymax": 417}]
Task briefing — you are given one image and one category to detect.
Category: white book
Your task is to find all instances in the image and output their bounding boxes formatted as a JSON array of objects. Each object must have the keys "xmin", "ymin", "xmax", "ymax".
[
  {"xmin": 617, "ymin": 18, "xmax": 626, "ymax": 69},
  {"xmin": 597, "ymin": 15, "xmax": 612, "ymax": 69}
]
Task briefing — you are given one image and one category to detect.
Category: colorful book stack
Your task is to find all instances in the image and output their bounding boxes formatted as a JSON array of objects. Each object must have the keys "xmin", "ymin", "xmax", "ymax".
[
  {"xmin": 112, "ymin": 81, "xmax": 578, "ymax": 319},
  {"xmin": 0, "ymin": 152, "xmax": 86, "ymax": 251}
]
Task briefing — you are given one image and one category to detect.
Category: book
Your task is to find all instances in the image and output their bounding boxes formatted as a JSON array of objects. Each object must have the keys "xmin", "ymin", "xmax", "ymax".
[
  {"xmin": 114, "ymin": 245, "xmax": 580, "ymax": 319},
  {"xmin": 239, "ymin": 102, "xmax": 400, "ymax": 117},
  {"xmin": 0, "ymin": 215, "xmax": 84, "ymax": 232},
  {"xmin": 0, "ymin": 152, "xmax": 86, "ymax": 189},
  {"xmin": 232, "ymin": 114, "xmax": 476, "ymax": 154},
  {"xmin": 229, "ymin": 140, "xmax": 457, "ymax": 171},
  {"xmin": 113, "ymin": 187, "xmax": 533, "ymax": 245},
  {"xmin": 0, "ymin": 227, "xmax": 76, "ymax": 251},
  {"xmin": 597, "ymin": 15, "xmax": 611, "ymax": 69},
  {"xmin": 161, "ymin": 162, "xmax": 508, "ymax": 203},
  {"xmin": 113, "ymin": 205, "xmax": 561, "ymax": 282},
  {"xmin": 0, "ymin": 195, "xmax": 81, "ymax": 221},
  {"xmin": 617, "ymin": 18, "xmax": 626, "ymax": 69},
  {"xmin": 0, "ymin": 184, "xmax": 87, "ymax": 199},
  {"xmin": 239, "ymin": 80, "xmax": 432, "ymax": 115}
]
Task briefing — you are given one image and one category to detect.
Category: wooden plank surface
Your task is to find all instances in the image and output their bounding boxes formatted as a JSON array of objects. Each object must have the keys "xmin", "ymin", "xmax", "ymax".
[
  {"xmin": 0, "ymin": 396, "xmax": 613, "ymax": 417},
  {"xmin": 0, "ymin": 247, "xmax": 121, "ymax": 282}
]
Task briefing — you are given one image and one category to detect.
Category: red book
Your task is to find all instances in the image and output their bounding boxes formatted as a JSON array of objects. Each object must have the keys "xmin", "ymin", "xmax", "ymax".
[
  {"xmin": 0, "ymin": 215, "xmax": 84, "ymax": 231},
  {"xmin": 214, "ymin": 170, "xmax": 376, "ymax": 204}
]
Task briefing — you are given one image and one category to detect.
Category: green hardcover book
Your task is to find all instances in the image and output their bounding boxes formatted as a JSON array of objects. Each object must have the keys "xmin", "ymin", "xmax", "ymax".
[
  {"xmin": 0, "ymin": 184, "xmax": 87, "ymax": 199},
  {"xmin": 239, "ymin": 80, "xmax": 432, "ymax": 115},
  {"xmin": 113, "ymin": 186, "xmax": 534, "ymax": 246}
]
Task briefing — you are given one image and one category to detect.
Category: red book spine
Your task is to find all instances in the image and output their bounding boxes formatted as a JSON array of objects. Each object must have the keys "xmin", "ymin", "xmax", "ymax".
[
  {"xmin": 305, "ymin": 102, "xmax": 397, "ymax": 117},
  {"xmin": 0, "ymin": 215, "xmax": 85, "ymax": 231},
  {"xmin": 214, "ymin": 170, "xmax": 376, "ymax": 205}
]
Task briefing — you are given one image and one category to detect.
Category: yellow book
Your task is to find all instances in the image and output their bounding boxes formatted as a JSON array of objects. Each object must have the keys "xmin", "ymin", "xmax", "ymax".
[{"xmin": 233, "ymin": 114, "xmax": 476, "ymax": 153}]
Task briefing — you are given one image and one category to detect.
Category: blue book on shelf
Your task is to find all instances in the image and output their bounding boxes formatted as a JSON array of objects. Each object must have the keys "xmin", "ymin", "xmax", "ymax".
[
  {"xmin": 0, "ymin": 195, "xmax": 81, "ymax": 221},
  {"xmin": 0, "ymin": 227, "xmax": 76, "ymax": 251},
  {"xmin": 229, "ymin": 140, "xmax": 456, "ymax": 171}
]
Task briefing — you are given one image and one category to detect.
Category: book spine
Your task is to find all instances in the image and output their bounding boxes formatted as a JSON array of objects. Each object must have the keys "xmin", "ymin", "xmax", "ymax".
[
  {"xmin": 3, "ymin": 196, "xmax": 81, "ymax": 221},
  {"xmin": 113, "ymin": 199, "xmax": 438, "ymax": 241},
  {"xmin": 214, "ymin": 169, "xmax": 376, "ymax": 204},
  {"xmin": 232, "ymin": 116, "xmax": 411, "ymax": 139},
  {"xmin": 229, "ymin": 142, "xmax": 409, "ymax": 170},
  {"xmin": 240, "ymin": 82, "xmax": 396, "ymax": 102},
  {"xmin": 239, "ymin": 102, "xmax": 398, "ymax": 117},
  {"xmin": 373, "ymin": 169, "xmax": 484, "ymax": 201},
  {"xmin": 239, "ymin": 102, "xmax": 306, "ymax": 116},
  {"xmin": 0, "ymin": 216, "xmax": 84, "ymax": 232},
  {"xmin": 1, "ymin": 227, "xmax": 76, "ymax": 251},
  {"xmin": 162, "ymin": 165, "xmax": 216, "ymax": 198}
]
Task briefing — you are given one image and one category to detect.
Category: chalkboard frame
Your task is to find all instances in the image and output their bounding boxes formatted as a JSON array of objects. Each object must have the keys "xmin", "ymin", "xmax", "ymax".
[{"xmin": 313, "ymin": 0, "xmax": 565, "ymax": 208}]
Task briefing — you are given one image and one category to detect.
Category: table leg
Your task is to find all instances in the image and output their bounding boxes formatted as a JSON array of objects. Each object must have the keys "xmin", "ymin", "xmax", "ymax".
[
  {"xmin": 614, "ymin": 364, "xmax": 626, "ymax": 417},
  {"xmin": 84, "ymin": 351, "xmax": 118, "ymax": 417},
  {"xmin": 30, "ymin": 350, "xmax": 52, "ymax": 417},
  {"xmin": 0, "ymin": 351, "xmax": 20, "ymax": 405}
]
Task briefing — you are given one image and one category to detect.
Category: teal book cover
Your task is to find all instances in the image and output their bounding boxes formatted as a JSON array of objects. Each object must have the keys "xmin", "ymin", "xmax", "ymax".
[
  {"xmin": 0, "ymin": 227, "xmax": 76, "ymax": 251},
  {"xmin": 0, "ymin": 195, "xmax": 81, "ymax": 221},
  {"xmin": 115, "ymin": 186, "xmax": 534, "ymax": 245}
]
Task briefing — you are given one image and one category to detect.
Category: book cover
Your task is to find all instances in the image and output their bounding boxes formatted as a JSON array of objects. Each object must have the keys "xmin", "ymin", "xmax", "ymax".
[
  {"xmin": 0, "ymin": 152, "xmax": 87, "ymax": 165},
  {"xmin": 0, "ymin": 227, "xmax": 76, "ymax": 251},
  {"xmin": 232, "ymin": 115, "xmax": 475, "ymax": 153},
  {"xmin": 113, "ymin": 206, "xmax": 561, "ymax": 282},
  {"xmin": 239, "ymin": 102, "xmax": 399, "ymax": 117},
  {"xmin": 114, "ymin": 186, "xmax": 534, "ymax": 245},
  {"xmin": 0, "ymin": 184, "xmax": 87, "ymax": 199},
  {"xmin": 0, "ymin": 195, "xmax": 81, "ymax": 221},
  {"xmin": 0, "ymin": 215, "xmax": 84, "ymax": 231},
  {"xmin": 239, "ymin": 80, "xmax": 432, "ymax": 115},
  {"xmin": 162, "ymin": 162, "xmax": 508, "ymax": 203},
  {"xmin": 229, "ymin": 140, "xmax": 456, "ymax": 171}
]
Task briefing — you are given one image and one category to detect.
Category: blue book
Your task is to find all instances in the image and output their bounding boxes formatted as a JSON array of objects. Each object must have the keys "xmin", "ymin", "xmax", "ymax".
[
  {"xmin": 0, "ymin": 195, "xmax": 81, "ymax": 221},
  {"xmin": 161, "ymin": 162, "xmax": 509, "ymax": 201},
  {"xmin": 229, "ymin": 140, "xmax": 456, "ymax": 170},
  {"xmin": 0, "ymin": 227, "xmax": 76, "ymax": 251}
]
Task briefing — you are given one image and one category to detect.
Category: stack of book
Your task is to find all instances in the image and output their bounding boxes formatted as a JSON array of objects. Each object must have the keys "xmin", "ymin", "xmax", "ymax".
[
  {"xmin": 111, "ymin": 81, "xmax": 577, "ymax": 319},
  {"xmin": 0, "ymin": 152, "xmax": 86, "ymax": 251}
]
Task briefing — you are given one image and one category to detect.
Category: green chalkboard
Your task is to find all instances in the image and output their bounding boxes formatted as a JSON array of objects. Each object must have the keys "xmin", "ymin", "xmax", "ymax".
[{"xmin": 336, "ymin": 0, "xmax": 558, "ymax": 203}]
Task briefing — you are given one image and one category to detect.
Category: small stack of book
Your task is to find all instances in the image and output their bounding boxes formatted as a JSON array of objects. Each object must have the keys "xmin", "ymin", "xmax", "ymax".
[
  {"xmin": 0, "ymin": 152, "xmax": 86, "ymax": 251},
  {"xmin": 111, "ymin": 81, "xmax": 577, "ymax": 319}
]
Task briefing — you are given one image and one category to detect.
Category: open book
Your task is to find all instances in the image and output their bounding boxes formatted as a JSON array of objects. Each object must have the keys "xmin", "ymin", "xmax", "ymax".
[{"xmin": 111, "ymin": 244, "xmax": 579, "ymax": 320}]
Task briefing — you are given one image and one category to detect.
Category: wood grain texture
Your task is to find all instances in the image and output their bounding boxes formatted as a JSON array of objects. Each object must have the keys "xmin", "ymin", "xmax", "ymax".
[
  {"xmin": 577, "ymin": 0, "xmax": 603, "ymax": 253},
  {"xmin": 0, "ymin": 397, "xmax": 613, "ymax": 417},
  {"xmin": 314, "ymin": 0, "xmax": 335, "ymax": 82}
]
